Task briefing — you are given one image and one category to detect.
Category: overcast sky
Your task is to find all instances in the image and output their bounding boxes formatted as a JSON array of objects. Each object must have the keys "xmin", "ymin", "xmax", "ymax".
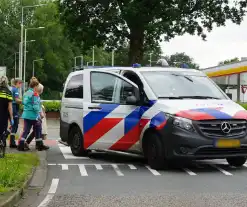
[{"xmin": 160, "ymin": 17, "xmax": 247, "ymax": 69}]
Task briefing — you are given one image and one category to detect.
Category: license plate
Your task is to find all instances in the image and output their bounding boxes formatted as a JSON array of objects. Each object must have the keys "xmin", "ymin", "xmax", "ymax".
[{"xmin": 215, "ymin": 139, "xmax": 240, "ymax": 148}]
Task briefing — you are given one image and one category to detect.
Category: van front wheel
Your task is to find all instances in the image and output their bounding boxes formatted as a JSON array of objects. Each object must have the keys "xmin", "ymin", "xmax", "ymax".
[
  {"xmin": 70, "ymin": 126, "xmax": 88, "ymax": 157},
  {"xmin": 147, "ymin": 133, "xmax": 166, "ymax": 170},
  {"xmin": 226, "ymin": 157, "xmax": 247, "ymax": 167}
]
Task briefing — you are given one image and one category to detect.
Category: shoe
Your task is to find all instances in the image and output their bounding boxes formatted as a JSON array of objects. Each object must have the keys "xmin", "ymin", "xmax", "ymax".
[
  {"xmin": 24, "ymin": 143, "xmax": 30, "ymax": 151},
  {"xmin": 36, "ymin": 144, "xmax": 49, "ymax": 151},
  {"xmin": 9, "ymin": 144, "xmax": 17, "ymax": 148},
  {"xmin": 17, "ymin": 145, "xmax": 24, "ymax": 151}
]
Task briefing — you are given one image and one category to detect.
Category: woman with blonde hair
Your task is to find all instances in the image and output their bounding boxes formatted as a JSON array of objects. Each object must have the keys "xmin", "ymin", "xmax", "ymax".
[
  {"xmin": 26, "ymin": 83, "xmax": 49, "ymax": 147},
  {"xmin": 18, "ymin": 77, "xmax": 49, "ymax": 151}
]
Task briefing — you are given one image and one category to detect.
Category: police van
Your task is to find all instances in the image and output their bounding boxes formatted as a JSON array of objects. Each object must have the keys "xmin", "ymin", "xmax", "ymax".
[{"xmin": 60, "ymin": 64, "xmax": 247, "ymax": 170}]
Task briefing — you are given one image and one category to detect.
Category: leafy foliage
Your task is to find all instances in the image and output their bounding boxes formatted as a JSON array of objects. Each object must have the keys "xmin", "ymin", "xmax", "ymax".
[
  {"xmin": 218, "ymin": 57, "xmax": 240, "ymax": 65},
  {"xmin": 165, "ymin": 52, "xmax": 200, "ymax": 69},
  {"xmin": 59, "ymin": 0, "xmax": 247, "ymax": 64}
]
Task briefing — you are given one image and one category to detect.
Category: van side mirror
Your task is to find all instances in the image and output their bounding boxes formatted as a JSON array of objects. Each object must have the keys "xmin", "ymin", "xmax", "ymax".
[{"xmin": 126, "ymin": 87, "xmax": 140, "ymax": 105}]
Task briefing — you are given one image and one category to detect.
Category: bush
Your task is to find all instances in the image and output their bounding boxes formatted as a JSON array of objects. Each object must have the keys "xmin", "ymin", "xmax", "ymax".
[
  {"xmin": 239, "ymin": 103, "xmax": 247, "ymax": 110},
  {"xmin": 42, "ymin": 101, "xmax": 61, "ymax": 112}
]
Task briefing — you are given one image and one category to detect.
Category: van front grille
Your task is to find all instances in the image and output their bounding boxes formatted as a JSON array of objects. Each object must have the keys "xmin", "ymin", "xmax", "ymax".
[{"xmin": 196, "ymin": 119, "xmax": 247, "ymax": 138}]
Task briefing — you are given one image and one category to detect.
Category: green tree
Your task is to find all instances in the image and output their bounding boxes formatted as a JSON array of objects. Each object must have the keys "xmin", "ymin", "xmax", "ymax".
[
  {"xmin": 166, "ymin": 52, "xmax": 199, "ymax": 69},
  {"xmin": 25, "ymin": 1, "xmax": 80, "ymax": 99},
  {"xmin": 218, "ymin": 57, "xmax": 240, "ymax": 65},
  {"xmin": 59, "ymin": 0, "xmax": 247, "ymax": 65},
  {"xmin": 114, "ymin": 43, "xmax": 162, "ymax": 66}
]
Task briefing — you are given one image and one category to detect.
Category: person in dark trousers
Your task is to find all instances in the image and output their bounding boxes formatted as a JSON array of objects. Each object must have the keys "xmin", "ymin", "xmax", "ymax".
[
  {"xmin": 0, "ymin": 76, "xmax": 14, "ymax": 147},
  {"xmin": 9, "ymin": 78, "xmax": 22, "ymax": 148},
  {"xmin": 26, "ymin": 83, "xmax": 49, "ymax": 150},
  {"xmin": 17, "ymin": 77, "xmax": 49, "ymax": 151}
]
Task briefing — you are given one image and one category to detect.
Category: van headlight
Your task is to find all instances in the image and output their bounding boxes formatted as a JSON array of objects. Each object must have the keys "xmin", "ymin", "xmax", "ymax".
[{"xmin": 172, "ymin": 116, "xmax": 195, "ymax": 132}]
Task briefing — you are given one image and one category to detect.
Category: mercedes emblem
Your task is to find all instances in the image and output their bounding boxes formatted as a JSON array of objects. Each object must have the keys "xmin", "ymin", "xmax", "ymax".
[{"xmin": 221, "ymin": 122, "xmax": 231, "ymax": 134}]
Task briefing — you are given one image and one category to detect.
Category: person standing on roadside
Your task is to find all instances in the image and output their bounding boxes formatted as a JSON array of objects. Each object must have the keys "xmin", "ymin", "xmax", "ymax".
[
  {"xmin": 26, "ymin": 83, "xmax": 49, "ymax": 149},
  {"xmin": 18, "ymin": 77, "xmax": 49, "ymax": 151},
  {"xmin": 0, "ymin": 76, "xmax": 14, "ymax": 147},
  {"xmin": 9, "ymin": 78, "xmax": 22, "ymax": 148}
]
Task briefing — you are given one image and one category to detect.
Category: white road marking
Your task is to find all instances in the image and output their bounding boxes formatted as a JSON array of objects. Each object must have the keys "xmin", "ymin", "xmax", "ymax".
[
  {"xmin": 183, "ymin": 168, "xmax": 197, "ymax": 175},
  {"xmin": 128, "ymin": 164, "xmax": 137, "ymax": 170},
  {"xmin": 48, "ymin": 164, "xmax": 56, "ymax": 166},
  {"xmin": 58, "ymin": 145, "xmax": 89, "ymax": 160},
  {"xmin": 37, "ymin": 178, "xmax": 59, "ymax": 207},
  {"xmin": 145, "ymin": 166, "xmax": 161, "ymax": 176},
  {"xmin": 210, "ymin": 164, "xmax": 233, "ymax": 175},
  {"xmin": 78, "ymin": 164, "xmax": 88, "ymax": 176},
  {"xmin": 37, "ymin": 195, "xmax": 54, "ymax": 207},
  {"xmin": 60, "ymin": 164, "xmax": 69, "ymax": 170},
  {"xmin": 112, "ymin": 164, "xmax": 124, "ymax": 176},
  {"xmin": 95, "ymin": 164, "xmax": 103, "ymax": 170}
]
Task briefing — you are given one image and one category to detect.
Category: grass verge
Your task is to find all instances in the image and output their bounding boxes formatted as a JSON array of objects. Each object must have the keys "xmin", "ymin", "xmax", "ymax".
[{"xmin": 0, "ymin": 153, "xmax": 39, "ymax": 193}]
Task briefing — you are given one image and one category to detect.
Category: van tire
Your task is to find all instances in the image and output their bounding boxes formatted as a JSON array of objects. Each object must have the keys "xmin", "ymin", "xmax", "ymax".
[
  {"xmin": 147, "ymin": 132, "xmax": 166, "ymax": 170},
  {"xmin": 226, "ymin": 157, "xmax": 247, "ymax": 167},
  {"xmin": 69, "ymin": 126, "xmax": 88, "ymax": 157}
]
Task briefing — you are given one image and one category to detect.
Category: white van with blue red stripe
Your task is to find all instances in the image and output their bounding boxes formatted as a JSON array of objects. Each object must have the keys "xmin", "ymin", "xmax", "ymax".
[{"xmin": 60, "ymin": 66, "xmax": 247, "ymax": 170}]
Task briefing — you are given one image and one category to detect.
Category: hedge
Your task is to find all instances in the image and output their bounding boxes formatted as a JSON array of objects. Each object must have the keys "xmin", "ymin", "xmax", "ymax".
[
  {"xmin": 240, "ymin": 103, "xmax": 247, "ymax": 110},
  {"xmin": 42, "ymin": 101, "xmax": 61, "ymax": 112},
  {"xmin": 19, "ymin": 101, "xmax": 61, "ymax": 112},
  {"xmin": 17, "ymin": 101, "xmax": 247, "ymax": 113}
]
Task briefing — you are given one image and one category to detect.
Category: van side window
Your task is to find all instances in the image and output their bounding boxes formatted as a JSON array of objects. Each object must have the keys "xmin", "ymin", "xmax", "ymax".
[
  {"xmin": 65, "ymin": 74, "xmax": 83, "ymax": 99},
  {"xmin": 91, "ymin": 72, "xmax": 116, "ymax": 102},
  {"xmin": 119, "ymin": 80, "xmax": 135, "ymax": 104}
]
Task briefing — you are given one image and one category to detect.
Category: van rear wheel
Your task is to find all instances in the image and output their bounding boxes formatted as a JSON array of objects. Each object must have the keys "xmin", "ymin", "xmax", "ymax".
[
  {"xmin": 147, "ymin": 132, "xmax": 166, "ymax": 170},
  {"xmin": 226, "ymin": 157, "xmax": 247, "ymax": 167},
  {"xmin": 70, "ymin": 126, "xmax": 88, "ymax": 156}
]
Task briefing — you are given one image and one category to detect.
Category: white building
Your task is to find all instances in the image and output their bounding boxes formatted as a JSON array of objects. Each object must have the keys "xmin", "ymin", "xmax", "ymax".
[{"xmin": 201, "ymin": 58, "xmax": 247, "ymax": 102}]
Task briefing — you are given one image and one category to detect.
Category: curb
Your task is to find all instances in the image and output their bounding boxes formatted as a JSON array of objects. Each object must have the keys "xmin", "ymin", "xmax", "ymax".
[{"xmin": 0, "ymin": 151, "xmax": 48, "ymax": 207}]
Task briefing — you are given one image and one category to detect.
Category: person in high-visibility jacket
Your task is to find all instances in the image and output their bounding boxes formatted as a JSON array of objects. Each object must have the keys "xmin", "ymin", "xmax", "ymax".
[
  {"xmin": 0, "ymin": 76, "xmax": 14, "ymax": 147},
  {"xmin": 17, "ymin": 77, "xmax": 49, "ymax": 151}
]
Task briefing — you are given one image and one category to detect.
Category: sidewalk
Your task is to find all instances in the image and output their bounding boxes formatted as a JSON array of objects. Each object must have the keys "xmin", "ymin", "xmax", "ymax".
[{"xmin": 16, "ymin": 119, "xmax": 60, "ymax": 139}]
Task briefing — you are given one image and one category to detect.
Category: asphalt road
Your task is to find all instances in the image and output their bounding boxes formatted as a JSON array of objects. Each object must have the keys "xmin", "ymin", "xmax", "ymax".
[{"xmin": 17, "ymin": 120, "xmax": 247, "ymax": 207}]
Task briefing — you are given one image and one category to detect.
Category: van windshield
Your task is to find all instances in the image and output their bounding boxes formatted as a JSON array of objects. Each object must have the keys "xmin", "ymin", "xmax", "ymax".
[{"xmin": 141, "ymin": 71, "xmax": 227, "ymax": 100}]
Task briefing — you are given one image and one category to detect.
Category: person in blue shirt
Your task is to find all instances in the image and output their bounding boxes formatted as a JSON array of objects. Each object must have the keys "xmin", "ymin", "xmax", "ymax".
[
  {"xmin": 17, "ymin": 77, "xmax": 49, "ymax": 151},
  {"xmin": 9, "ymin": 78, "xmax": 22, "ymax": 148}
]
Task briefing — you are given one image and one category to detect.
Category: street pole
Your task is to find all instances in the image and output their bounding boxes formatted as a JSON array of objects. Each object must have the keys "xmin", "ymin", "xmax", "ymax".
[
  {"xmin": 14, "ymin": 53, "xmax": 17, "ymax": 78},
  {"xmin": 92, "ymin": 46, "xmax": 95, "ymax": 66},
  {"xmin": 112, "ymin": 50, "xmax": 114, "ymax": 67},
  {"xmin": 74, "ymin": 57, "xmax": 77, "ymax": 70},
  {"xmin": 33, "ymin": 59, "xmax": 44, "ymax": 77},
  {"xmin": 80, "ymin": 56, "xmax": 83, "ymax": 68},
  {"xmin": 149, "ymin": 53, "xmax": 152, "ymax": 66},
  {"xmin": 32, "ymin": 60, "xmax": 35, "ymax": 76},
  {"xmin": 23, "ymin": 29, "xmax": 27, "ymax": 88},
  {"xmin": 20, "ymin": 7, "xmax": 24, "ymax": 81}
]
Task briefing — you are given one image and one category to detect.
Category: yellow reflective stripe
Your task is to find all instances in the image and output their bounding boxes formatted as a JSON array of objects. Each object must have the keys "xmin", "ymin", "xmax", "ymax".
[
  {"xmin": 0, "ymin": 93, "xmax": 13, "ymax": 100},
  {"xmin": 206, "ymin": 66, "xmax": 247, "ymax": 77}
]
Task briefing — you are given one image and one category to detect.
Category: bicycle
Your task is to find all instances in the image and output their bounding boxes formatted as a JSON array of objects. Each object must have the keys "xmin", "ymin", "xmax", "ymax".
[{"xmin": 0, "ymin": 131, "xmax": 7, "ymax": 158}]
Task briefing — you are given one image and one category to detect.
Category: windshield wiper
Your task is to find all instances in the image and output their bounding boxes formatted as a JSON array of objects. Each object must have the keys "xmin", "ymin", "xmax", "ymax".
[
  {"xmin": 171, "ymin": 74, "xmax": 193, "ymax": 82},
  {"xmin": 158, "ymin": 96, "xmax": 184, "ymax": 99},
  {"xmin": 176, "ymin": 96, "xmax": 220, "ymax": 99},
  {"xmin": 158, "ymin": 96, "xmax": 220, "ymax": 100}
]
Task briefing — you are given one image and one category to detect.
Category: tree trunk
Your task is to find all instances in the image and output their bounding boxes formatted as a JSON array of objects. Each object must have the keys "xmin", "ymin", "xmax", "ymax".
[{"xmin": 128, "ymin": 28, "xmax": 145, "ymax": 65}]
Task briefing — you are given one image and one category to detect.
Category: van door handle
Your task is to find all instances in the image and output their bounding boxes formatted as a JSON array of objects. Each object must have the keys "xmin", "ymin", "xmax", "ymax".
[{"xmin": 88, "ymin": 106, "xmax": 102, "ymax": 110}]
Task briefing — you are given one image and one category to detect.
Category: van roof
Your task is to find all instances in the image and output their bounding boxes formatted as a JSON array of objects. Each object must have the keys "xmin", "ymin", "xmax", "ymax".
[{"xmin": 69, "ymin": 66, "xmax": 205, "ymax": 76}]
